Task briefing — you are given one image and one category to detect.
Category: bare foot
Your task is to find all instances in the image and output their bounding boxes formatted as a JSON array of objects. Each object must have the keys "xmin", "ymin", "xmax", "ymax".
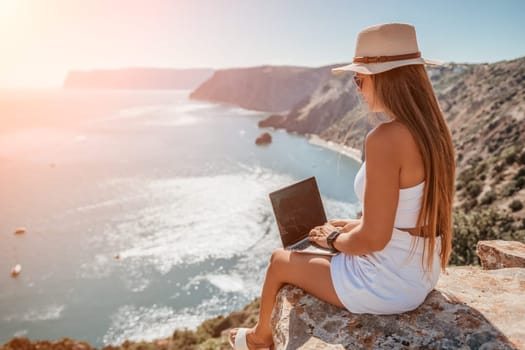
[{"xmin": 229, "ymin": 327, "xmax": 273, "ymax": 349}]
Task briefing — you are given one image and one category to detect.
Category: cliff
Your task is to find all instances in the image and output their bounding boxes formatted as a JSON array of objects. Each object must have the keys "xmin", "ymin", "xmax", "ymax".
[
  {"xmin": 269, "ymin": 240, "xmax": 525, "ymax": 349},
  {"xmin": 256, "ymin": 57, "xmax": 525, "ymax": 224},
  {"xmin": 258, "ymin": 65, "xmax": 375, "ymax": 153},
  {"xmin": 63, "ymin": 68, "xmax": 214, "ymax": 90},
  {"xmin": 189, "ymin": 64, "xmax": 342, "ymax": 113},
  {"xmin": 256, "ymin": 61, "xmax": 477, "ymax": 156},
  {"xmin": 3, "ymin": 241, "xmax": 524, "ymax": 350}
]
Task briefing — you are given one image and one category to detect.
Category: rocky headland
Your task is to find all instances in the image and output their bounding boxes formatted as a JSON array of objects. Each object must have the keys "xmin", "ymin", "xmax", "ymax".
[{"xmin": 189, "ymin": 64, "xmax": 345, "ymax": 113}]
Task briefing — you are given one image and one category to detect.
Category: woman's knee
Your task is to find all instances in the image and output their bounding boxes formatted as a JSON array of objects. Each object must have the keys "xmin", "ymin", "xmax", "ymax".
[
  {"xmin": 268, "ymin": 248, "xmax": 290, "ymax": 275},
  {"xmin": 270, "ymin": 248, "xmax": 288, "ymax": 264}
]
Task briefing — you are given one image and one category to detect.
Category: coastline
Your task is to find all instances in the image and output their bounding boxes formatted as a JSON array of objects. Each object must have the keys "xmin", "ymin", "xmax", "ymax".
[{"xmin": 307, "ymin": 134, "xmax": 363, "ymax": 164}]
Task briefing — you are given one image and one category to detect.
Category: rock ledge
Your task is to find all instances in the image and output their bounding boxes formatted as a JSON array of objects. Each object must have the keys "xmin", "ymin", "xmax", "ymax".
[{"xmin": 270, "ymin": 241, "xmax": 525, "ymax": 350}]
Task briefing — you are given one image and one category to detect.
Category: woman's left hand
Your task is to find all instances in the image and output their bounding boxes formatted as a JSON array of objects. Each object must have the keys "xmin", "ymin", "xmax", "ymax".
[{"xmin": 308, "ymin": 223, "xmax": 339, "ymax": 249}]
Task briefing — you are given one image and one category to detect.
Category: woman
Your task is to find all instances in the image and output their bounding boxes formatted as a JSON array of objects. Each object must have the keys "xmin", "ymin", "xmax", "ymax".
[{"xmin": 229, "ymin": 22, "xmax": 456, "ymax": 350}]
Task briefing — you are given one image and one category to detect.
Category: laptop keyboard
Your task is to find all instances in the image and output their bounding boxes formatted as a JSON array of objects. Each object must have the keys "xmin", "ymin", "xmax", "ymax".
[{"xmin": 289, "ymin": 239, "xmax": 314, "ymax": 251}]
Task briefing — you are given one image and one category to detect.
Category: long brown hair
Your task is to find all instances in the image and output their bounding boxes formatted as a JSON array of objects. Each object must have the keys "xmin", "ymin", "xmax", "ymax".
[{"xmin": 367, "ymin": 64, "xmax": 456, "ymax": 273}]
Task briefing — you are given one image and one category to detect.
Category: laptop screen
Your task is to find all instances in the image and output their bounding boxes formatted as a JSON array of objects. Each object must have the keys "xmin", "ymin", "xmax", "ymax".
[{"xmin": 269, "ymin": 176, "xmax": 327, "ymax": 248}]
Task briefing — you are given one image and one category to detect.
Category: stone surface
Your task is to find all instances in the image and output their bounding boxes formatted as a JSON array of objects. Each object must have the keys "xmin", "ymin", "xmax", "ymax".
[
  {"xmin": 270, "ymin": 266, "xmax": 525, "ymax": 350},
  {"xmin": 255, "ymin": 132, "xmax": 272, "ymax": 145},
  {"xmin": 476, "ymin": 240, "xmax": 525, "ymax": 270}
]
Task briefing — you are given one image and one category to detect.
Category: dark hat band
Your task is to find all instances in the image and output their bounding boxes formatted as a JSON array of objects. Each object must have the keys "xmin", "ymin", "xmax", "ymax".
[{"xmin": 353, "ymin": 51, "xmax": 421, "ymax": 64}]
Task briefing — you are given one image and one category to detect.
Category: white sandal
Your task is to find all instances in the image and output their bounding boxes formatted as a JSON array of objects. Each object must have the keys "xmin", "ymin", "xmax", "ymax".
[
  {"xmin": 229, "ymin": 328, "xmax": 249, "ymax": 350},
  {"xmin": 228, "ymin": 328, "xmax": 270, "ymax": 350}
]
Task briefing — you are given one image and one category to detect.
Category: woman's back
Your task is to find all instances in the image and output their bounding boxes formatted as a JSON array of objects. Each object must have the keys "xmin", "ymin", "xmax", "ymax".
[
  {"xmin": 380, "ymin": 120, "xmax": 425, "ymax": 191},
  {"xmin": 367, "ymin": 120, "xmax": 428, "ymax": 233}
]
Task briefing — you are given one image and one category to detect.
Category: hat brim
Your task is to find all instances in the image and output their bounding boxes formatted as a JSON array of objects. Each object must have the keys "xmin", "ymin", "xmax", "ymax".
[{"xmin": 331, "ymin": 57, "xmax": 445, "ymax": 75}]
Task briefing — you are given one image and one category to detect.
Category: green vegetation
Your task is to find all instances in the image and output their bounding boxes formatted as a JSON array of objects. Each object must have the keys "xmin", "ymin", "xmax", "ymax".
[
  {"xmin": 465, "ymin": 181, "xmax": 482, "ymax": 199},
  {"xmin": 451, "ymin": 207, "xmax": 525, "ymax": 265},
  {"xmin": 509, "ymin": 200, "xmax": 523, "ymax": 212},
  {"xmin": 171, "ymin": 329, "xmax": 199, "ymax": 349},
  {"xmin": 1, "ymin": 299, "xmax": 262, "ymax": 350},
  {"xmin": 501, "ymin": 145, "xmax": 520, "ymax": 165},
  {"xmin": 479, "ymin": 190, "xmax": 497, "ymax": 205},
  {"xmin": 519, "ymin": 151, "xmax": 525, "ymax": 165},
  {"xmin": 171, "ymin": 298, "xmax": 260, "ymax": 350},
  {"xmin": 456, "ymin": 150, "xmax": 525, "ymax": 213},
  {"xmin": 501, "ymin": 180, "xmax": 520, "ymax": 197}
]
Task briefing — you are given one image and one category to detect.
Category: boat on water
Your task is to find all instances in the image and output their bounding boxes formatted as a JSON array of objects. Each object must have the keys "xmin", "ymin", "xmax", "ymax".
[{"xmin": 11, "ymin": 264, "xmax": 22, "ymax": 277}]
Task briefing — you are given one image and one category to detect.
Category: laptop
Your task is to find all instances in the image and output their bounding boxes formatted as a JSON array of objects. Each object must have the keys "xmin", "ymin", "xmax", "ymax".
[{"xmin": 269, "ymin": 176, "xmax": 338, "ymax": 256}]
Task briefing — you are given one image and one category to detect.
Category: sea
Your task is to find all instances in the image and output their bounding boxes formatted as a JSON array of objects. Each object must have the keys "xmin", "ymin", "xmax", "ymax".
[{"xmin": 0, "ymin": 88, "xmax": 361, "ymax": 347}]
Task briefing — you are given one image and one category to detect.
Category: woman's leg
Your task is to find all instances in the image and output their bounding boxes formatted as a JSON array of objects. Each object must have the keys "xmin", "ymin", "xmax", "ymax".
[{"xmin": 230, "ymin": 248, "xmax": 345, "ymax": 349}]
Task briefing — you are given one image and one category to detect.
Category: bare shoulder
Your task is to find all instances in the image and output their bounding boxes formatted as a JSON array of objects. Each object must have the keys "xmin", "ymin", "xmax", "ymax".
[
  {"xmin": 366, "ymin": 120, "xmax": 424, "ymax": 187},
  {"xmin": 368, "ymin": 120, "xmax": 411, "ymax": 141},
  {"xmin": 366, "ymin": 120, "xmax": 416, "ymax": 157},
  {"xmin": 365, "ymin": 121, "xmax": 408, "ymax": 158}
]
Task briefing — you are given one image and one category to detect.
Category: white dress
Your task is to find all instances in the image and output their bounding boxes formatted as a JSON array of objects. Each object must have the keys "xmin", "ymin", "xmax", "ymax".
[{"xmin": 330, "ymin": 161, "xmax": 442, "ymax": 314}]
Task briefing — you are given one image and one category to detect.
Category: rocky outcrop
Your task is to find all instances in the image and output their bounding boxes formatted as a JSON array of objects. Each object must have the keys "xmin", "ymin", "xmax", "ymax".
[
  {"xmin": 63, "ymin": 68, "xmax": 214, "ymax": 90},
  {"xmin": 0, "ymin": 336, "xmax": 174, "ymax": 350},
  {"xmin": 270, "ymin": 241, "xmax": 525, "ymax": 349},
  {"xmin": 190, "ymin": 64, "xmax": 341, "ymax": 113},
  {"xmin": 1, "ymin": 298, "xmax": 263, "ymax": 350},
  {"xmin": 255, "ymin": 132, "xmax": 272, "ymax": 145},
  {"xmin": 476, "ymin": 240, "xmax": 525, "ymax": 269},
  {"xmin": 1, "ymin": 337, "xmax": 96, "ymax": 350},
  {"xmin": 3, "ymin": 242, "xmax": 525, "ymax": 350},
  {"xmin": 258, "ymin": 114, "xmax": 287, "ymax": 128},
  {"xmin": 258, "ymin": 70, "xmax": 374, "ymax": 153}
]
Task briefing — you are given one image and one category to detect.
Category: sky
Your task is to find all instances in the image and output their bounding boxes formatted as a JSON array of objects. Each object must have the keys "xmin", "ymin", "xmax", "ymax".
[{"xmin": 0, "ymin": 0, "xmax": 524, "ymax": 88}]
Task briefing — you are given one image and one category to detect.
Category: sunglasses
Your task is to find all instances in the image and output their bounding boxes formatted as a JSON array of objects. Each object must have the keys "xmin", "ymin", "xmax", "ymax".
[{"xmin": 353, "ymin": 74, "xmax": 363, "ymax": 89}]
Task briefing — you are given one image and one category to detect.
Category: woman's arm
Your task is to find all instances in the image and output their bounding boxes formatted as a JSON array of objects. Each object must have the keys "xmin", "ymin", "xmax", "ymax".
[
  {"xmin": 331, "ymin": 224, "xmax": 380, "ymax": 255},
  {"xmin": 329, "ymin": 218, "xmax": 361, "ymax": 230},
  {"xmin": 332, "ymin": 123, "xmax": 402, "ymax": 255}
]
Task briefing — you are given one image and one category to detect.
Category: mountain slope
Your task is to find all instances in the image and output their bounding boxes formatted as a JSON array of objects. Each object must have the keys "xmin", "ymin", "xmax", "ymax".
[
  {"xmin": 259, "ymin": 57, "xmax": 525, "ymax": 225},
  {"xmin": 189, "ymin": 64, "xmax": 342, "ymax": 113}
]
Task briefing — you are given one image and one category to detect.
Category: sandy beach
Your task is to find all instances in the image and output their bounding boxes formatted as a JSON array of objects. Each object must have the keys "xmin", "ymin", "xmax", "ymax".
[{"xmin": 307, "ymin": 134, "xmax": 363, "ymax": 164}]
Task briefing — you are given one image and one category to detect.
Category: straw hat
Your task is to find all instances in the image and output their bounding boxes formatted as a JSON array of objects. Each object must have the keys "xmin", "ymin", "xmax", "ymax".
[{"xmin": 331, "ymin": 23, "xmax": 444, "ymax": 75}]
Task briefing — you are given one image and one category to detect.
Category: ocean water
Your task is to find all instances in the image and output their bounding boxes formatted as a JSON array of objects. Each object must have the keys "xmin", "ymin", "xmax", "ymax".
[{"xmin": 0, "ymin": 88, "xmax": 361, "ymax": 347}]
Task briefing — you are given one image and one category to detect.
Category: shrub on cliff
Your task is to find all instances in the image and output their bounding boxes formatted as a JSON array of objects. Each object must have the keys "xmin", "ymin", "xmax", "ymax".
[
  {"xmin": 451, "ymin": 207, "xmax": 525, "ymax": 265},
  {"xmin": 509, "ymin": 200, "xmax": 523, "ymax": 212},
  {"xmin": 479, "ymin": 190, "xmax": 497, "ymax": 205},
  {"xmin": 501, "ymin": 180, "xmax": 520, "ymax": 197},
  {"xmin": 503, "ymin": 146, "xmax": 519, "ymax": 164},
  {"xmin": 465, "ymin": 181, "xmax": 483, "ymax": 199},
  {"xmin": 519, "ymin": 151, "xmax": 525, "ymax": 165},
  {"xmin": 170, "ymin": 298, "xmax": 260, "ymax": 349},
  {"xmin": 171, "ymin": 329, "xmax": 199, "ymax": 349}
]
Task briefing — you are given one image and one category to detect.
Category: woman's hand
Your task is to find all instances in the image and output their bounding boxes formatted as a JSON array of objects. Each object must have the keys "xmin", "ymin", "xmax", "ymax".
[
  {"xmin": 329, "ymin": 219, "xmax": 361, "ymax": 233},
  {"xmin": 308, "ymin": 223, "xmax": 339, "ymax": 249}
]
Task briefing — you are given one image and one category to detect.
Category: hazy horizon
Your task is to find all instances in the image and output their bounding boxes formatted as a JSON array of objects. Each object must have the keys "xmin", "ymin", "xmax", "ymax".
[
  {"xmin": 2, "ymin": 55, "xmax": 523, "ymax": 92},
  {"xmin": 1, "ymin": 0, "xmax": 524, "ymax": 88},
  {"xmin": 13, "ymin": 53, "xmax": 525, "ymax": 89}
]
